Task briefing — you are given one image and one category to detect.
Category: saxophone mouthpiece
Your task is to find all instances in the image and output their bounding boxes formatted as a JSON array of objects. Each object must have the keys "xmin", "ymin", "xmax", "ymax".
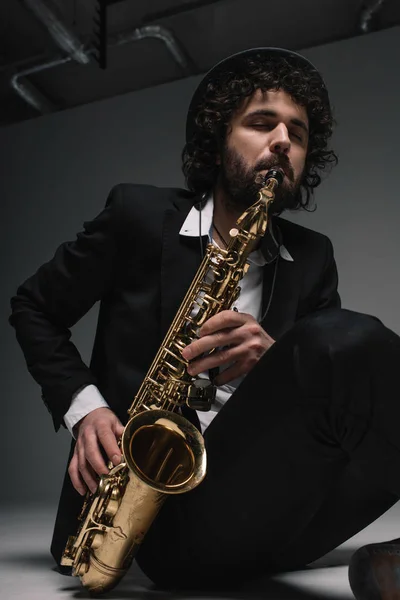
[{"xmin": 264, "ymin": 168, "xmax": 284, "ymax": 186}]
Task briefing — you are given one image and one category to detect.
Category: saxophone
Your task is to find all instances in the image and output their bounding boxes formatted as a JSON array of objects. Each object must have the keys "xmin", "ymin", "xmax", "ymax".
[{"xmin": 61, "ymin": 168, "xmax": 283, "ymax": 593}]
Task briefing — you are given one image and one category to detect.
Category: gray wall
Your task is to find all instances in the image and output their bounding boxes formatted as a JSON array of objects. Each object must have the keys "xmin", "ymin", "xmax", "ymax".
[{"xmin": 2, "ymin": 26, "xmax": 399, "ymax": 505}]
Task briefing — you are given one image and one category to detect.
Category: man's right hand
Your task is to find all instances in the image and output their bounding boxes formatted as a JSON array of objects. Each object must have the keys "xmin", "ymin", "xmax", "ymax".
[{"xmin": 69, "ymin": 407, "xmax": 125, "ymax": 496}]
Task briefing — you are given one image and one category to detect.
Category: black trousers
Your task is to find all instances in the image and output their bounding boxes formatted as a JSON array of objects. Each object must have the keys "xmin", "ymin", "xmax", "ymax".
[{"xmin": 135, "ymin": 308, "xmax": 400, "ymax": 589}]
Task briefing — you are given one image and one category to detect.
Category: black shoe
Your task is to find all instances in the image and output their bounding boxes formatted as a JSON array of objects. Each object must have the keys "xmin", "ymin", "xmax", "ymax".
[{"xmin": 348, "ymin": 539, "xmax": 400, "ymax": 599}]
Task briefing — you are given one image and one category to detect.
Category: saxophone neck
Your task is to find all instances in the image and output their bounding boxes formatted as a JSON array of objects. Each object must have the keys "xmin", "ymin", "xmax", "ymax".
[
  {"xmin": 231, "ymin": 198, "xmax": 268, "ymax": 244},
  {"xmin": 229, "ymin": 169, "xmax": 283, "ymax": 249}
]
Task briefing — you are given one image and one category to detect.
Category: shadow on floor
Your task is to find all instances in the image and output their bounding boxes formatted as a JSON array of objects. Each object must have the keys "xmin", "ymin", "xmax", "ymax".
[
  {"xmin": 59, "ymin": 553, "xmax": 357, "ymax": 600},
  {"xmin": 2, "ymin": 550, "xmax": 355, "ymax": 599},
  {"xmin": 59, "ymin": 578, "xmax": 346, "ymax": 600}
]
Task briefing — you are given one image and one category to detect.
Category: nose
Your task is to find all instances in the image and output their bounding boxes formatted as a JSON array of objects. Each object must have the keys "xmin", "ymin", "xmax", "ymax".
[{"xmin": 269, "ymin": 123, "xmax": 290, "ymax": 155}]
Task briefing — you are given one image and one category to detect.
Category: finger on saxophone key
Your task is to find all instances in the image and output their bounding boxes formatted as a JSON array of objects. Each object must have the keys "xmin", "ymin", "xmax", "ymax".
[{"xmin": 68, "ymin": 407, "xmax": 124, "ymax": 494}]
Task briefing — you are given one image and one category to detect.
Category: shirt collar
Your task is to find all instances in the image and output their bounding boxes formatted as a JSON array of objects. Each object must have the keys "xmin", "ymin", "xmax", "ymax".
[{"xmin": 179, "ymin": 192, "xmax": 294, "ymax": 263}]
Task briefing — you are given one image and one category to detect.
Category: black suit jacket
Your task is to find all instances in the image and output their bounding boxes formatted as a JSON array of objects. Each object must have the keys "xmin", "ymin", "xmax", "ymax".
[
  {"xmin": 10, "ymin": 183, "xmax": 341, "ymax": 564},
  {"xmin": 10, "ymin": 183, "xmax": 340, "ymax": 432}
]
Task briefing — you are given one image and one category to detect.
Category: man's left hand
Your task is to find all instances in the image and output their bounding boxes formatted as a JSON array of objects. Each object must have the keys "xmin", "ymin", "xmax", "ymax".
[{"xmin": 181, "ymin": 310, "xmax": 275, "ymax": 386}]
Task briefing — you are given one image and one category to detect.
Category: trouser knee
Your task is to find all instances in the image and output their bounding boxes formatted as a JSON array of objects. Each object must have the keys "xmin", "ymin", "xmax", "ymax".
[
  {"xmin": 294, "ymin": 308, "xmax": 390, "ymax": 359},
  {"xmin": 284, "ymin": 308, "xmax": 400, "ymax": 400}
]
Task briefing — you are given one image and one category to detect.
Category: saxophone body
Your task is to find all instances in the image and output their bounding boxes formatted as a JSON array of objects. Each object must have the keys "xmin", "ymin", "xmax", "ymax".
[{"xmin": 61, "ymin": 169, "xmax": 283, "ymax": 593}]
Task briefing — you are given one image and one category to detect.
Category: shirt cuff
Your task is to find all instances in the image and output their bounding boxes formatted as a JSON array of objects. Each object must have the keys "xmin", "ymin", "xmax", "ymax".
[{"xmin": 64, "ymin": 384, "xmax": 110, "ymax": 438}]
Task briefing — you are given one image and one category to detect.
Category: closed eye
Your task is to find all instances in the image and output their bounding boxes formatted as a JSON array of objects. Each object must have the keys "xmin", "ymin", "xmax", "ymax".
[
  {"xmin": 290, "ymin": 131, "xmax": 303, "ymax": 141},
  {"xmin": 251, "ymin": 123, "xmax": 303, "ymax": 142}
]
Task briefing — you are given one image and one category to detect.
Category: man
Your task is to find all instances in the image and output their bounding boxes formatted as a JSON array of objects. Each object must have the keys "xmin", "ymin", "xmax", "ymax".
[{"xmin": 9, "ymin": 47, "xmax": 400, "ymax": 598}]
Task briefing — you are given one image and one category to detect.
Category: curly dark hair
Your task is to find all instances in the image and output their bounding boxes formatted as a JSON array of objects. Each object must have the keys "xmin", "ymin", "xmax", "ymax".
[{"xmin": 182, "ymin": 53, "xmax": 338, "ymax": 212}]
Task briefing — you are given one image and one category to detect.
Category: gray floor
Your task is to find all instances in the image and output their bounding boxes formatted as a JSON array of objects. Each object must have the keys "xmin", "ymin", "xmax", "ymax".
[{"xmin": 1, "ymin": 502, "xmax": 399, "ymax": 600}]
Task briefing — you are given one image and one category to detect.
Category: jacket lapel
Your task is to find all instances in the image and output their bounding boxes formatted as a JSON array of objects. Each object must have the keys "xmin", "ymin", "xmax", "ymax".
[
  {"xmin": 260, "ymin": 221, "xmax": 301, "ymax": 340},
  {"xmin": 160, "ymin": 196, "xmax": 208, "ymax": 341},
  {"xmin": 159, "ymin": 195, "xmax": 206, "ymax": 431}
]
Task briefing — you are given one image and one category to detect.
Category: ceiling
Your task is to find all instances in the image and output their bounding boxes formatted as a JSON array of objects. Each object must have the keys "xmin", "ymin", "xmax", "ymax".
[{"xmin": 1, "ymin": 0, "xmax": 399, "ymax": 128}]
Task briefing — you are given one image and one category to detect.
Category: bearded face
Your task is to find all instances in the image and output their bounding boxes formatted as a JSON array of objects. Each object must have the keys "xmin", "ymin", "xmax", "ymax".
[{"xmin": 216, "ymin": 89, "xmax": 309, "ymax": 215}]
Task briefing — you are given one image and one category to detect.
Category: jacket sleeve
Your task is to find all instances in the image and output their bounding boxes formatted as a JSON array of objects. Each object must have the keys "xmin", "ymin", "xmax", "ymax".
[
  {"xmin": 9, "ymin": 185, "xmax": 123, "ymax": 431},
  {"xmin": 297, "ymin": 235, "xmax": 341, "ymax": 319}
]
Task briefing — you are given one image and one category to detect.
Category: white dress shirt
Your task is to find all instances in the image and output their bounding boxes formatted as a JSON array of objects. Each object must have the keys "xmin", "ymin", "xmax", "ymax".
[{"xmin": 64, "ymin": 192, "xmax": 293, "ymax": 436}]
